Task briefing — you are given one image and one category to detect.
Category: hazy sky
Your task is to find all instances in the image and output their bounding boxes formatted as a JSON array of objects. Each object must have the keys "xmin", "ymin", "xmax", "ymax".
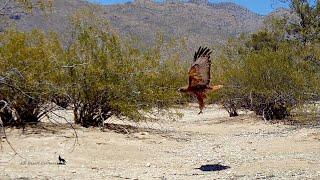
[{"xmin": 87, "ymin": 0, "xmax": 289, "ymax": 15}]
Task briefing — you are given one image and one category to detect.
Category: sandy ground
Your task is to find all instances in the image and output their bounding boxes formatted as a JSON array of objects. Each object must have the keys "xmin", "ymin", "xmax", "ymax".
[{"xmin": 1, "ymin": 104, "xmax": 320, "ymax": 179}]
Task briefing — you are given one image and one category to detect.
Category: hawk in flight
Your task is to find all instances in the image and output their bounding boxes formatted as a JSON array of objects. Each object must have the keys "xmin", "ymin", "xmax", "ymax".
[{"xmin": 179, "ymin": 47, "xmax": 223, "ymax": 114}]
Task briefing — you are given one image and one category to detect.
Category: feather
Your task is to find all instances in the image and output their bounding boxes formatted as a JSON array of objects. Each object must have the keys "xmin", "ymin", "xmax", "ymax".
[
  {"xmin": 203, "ymin": 48, "xmax": 210, "ymax": 56},
  {"xmin": 194, "ymin": 46, "xmax": 202, "ymax": 61},
  {"xmin": 188, "ymin": 47, "xmax": 212, "ymax": 88},
  {"xmin": 198, "ymin": 47, "xmax": 206, "ymax": 57}
]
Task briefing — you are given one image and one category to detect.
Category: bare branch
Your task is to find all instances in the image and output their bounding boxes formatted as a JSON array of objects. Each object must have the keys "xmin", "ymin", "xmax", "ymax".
[
  {"xmin": 49, "ymin": 111, "xmax": 79, "ymax": 153},
  {"xmin": 0, "ymin": 0, "xmax": 10, "ymax": 14},
  {"xmin": 0, "ymin": 100, "xmax": 26, "ymax": 160}
]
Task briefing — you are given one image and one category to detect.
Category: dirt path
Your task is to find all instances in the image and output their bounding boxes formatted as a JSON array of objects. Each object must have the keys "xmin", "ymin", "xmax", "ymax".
[{"xmin": 1, "ymin": 104, "xmax": 320, "ymax": 179}]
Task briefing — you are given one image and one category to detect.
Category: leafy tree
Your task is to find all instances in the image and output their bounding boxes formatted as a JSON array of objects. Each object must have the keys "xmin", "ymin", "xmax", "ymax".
[{"xmin": 286, "ymin": 0, "xmax": 320, "ymax": 45}]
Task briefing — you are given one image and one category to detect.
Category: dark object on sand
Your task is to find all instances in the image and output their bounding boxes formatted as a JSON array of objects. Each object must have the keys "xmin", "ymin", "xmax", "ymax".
[
  {"xmin": 195, "ymin": 164, "xmax": 230, "ymax": 172},
  {"xmin": 58, "ymin": 155, "xmax": 66, "ymax": 165}
]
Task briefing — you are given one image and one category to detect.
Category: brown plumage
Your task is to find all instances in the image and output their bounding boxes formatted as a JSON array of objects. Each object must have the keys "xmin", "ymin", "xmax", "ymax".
[{"xmin": 179, "ymin": 47, "xmax": 223, "ymax": 114}]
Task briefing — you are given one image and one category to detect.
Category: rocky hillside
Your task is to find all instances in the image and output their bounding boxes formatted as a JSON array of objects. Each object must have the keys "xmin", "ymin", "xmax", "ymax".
[
  {"xmin": 8, "ymin": 0, "xmax": 266, "ymax": 48},
  {"xmin": 104, "ymin": 1, "xmax": 264, "ymax": 47}
]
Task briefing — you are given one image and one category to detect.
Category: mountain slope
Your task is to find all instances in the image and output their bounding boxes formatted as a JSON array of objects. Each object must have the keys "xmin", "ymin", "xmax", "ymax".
[
  {"xmin": 8, "ymin": 0, "xmax": 265, "ymax": 47},
  {"xmin": 104, "ymin": 1, "xmax": 264, "ymax": 46}
]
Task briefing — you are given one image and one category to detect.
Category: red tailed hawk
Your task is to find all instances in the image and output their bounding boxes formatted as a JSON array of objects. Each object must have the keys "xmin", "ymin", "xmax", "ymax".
[{"xmin": 179, "ymin": 47, "xmax": 223, "ymax": 114}]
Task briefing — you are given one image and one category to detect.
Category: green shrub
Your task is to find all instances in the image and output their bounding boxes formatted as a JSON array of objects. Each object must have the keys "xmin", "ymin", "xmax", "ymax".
[
  {"xmin": 212, "ymin": 32, "xmax": 320, "ymax": 120},
  {"xmin": 0, "ymin": 30, "xmax": 64, "ymax": 126},
  {"xmin": 53, "ymin": 9, "xmax": 188, "ymax": 127}
]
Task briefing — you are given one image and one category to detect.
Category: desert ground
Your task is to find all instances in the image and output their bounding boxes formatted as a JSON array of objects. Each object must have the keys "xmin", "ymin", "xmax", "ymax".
[{"xmin": 1, "ymin": 104, "xmax": 320, "ymax": 179}]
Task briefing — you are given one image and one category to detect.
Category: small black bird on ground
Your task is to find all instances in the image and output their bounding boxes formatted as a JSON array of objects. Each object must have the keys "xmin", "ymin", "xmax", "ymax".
[{"xmin": 58, "ymin": 155, "xmax": 66, "ymax": 165}]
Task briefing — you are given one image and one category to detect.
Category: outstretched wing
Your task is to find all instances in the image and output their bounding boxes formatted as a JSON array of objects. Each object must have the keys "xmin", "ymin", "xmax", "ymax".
[{"xmin": 188, "ymin": 47, "xmax": 212, "ymax": 88}]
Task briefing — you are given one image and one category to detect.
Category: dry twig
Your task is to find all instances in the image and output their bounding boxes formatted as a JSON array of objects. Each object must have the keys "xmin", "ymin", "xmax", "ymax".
[{"xmin": 0, "ymin": 100, "xmax": 25, "ymax": 160}]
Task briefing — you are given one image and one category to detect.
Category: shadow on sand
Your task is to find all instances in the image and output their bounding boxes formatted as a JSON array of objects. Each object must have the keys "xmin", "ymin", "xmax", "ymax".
[{"xmin": 195, "ymin": 164, "xmax": 230, "ymax": 172}]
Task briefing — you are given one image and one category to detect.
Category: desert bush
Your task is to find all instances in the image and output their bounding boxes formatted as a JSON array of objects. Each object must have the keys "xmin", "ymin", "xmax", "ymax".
[
  {"xmin": 212, "ymin": 31, "xmax": 320, "ymax": 120},
  {"xmin": 0, "ymin": 7, "xmax": 188, "ymax": 127},
  {"xmin": 0, "ymin": 30, "xmax": 64, "ymax": 126},
  {"xmin": 210, "ymin": 0, "xmax": 320, "ymax": 120},
  {"xmin": 55, "ymin": 9, "xmax": 188, "ymax": 127}
]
